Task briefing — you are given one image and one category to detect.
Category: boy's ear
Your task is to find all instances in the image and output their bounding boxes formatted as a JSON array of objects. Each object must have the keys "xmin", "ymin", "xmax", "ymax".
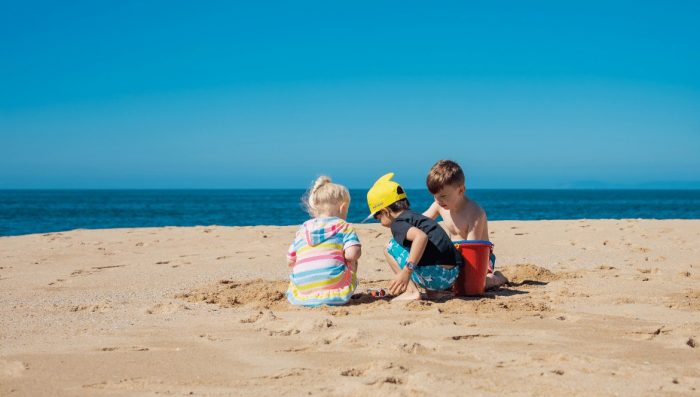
[
  {"xmin": 339, "ymin": 201, "xmax": 348, "ymax": 213},
  {"xmin": 459, "ymin": 184, "xmax": 466, "ymax": 195}
]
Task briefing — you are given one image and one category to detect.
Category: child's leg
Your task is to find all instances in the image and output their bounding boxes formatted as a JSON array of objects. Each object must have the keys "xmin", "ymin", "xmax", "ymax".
[
  {"xmin": 485, "ymin": 271, "xmax": 508, "ymax": 289},
  {"xmin": 383, "ymin": 250, "xmax": 421, "ymax": 300},
  {"xmin": 484, "ymin": 251, "xmax": 508, "ymax": 289}
]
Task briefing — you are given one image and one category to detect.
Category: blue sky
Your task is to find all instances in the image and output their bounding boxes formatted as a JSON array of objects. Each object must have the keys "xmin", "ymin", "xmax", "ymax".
[{"xmin": 1, "ymin": 1, "xmax": 699, "ymax": 189}]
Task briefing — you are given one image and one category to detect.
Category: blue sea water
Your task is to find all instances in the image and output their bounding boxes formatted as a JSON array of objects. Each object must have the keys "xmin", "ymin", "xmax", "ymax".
[{"xmin": 1, "ymin": 189, "xmax": 699, "ymax": 236}]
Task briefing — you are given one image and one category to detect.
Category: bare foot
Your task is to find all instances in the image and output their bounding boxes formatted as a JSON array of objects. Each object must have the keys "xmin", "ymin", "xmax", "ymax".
[
  {"xmin": 485, "ymin": 271, "xmax": 508, "ymax": 290},
  {"xmin": 391, "ymin": 290, "xmax": 421, "ymax": 302}
]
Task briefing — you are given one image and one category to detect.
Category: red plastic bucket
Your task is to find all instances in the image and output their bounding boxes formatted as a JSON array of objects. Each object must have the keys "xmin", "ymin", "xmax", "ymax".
[{"xmin": 453, "ymin": 240, "xmax": 493, "ymax": 296}]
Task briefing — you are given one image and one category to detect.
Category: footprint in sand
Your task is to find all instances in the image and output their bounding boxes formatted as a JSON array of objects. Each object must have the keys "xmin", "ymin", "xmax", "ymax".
[
  {"xmin": 341, "ymin": 361, "xmax": 408, "ymax": 386},
  {"xmin": 313, "ymin": 328, "xmax": 364, "ymax": 346},
  {"xmin": 276, "ymin": 346, "xmax": 310, "ymax": 353},
  {"xmin": 262, "ymin": 367, "xmax": 310, "ymax": 380},
  {"xmin": 98, "ymin": 346, "xmax": 150, "ymax": 352},
  {"xmin": 71, "ymin": 265, "xmax": 125, "ymax": 277},
  {"xmin": 257, "ymin": 322, "xmax": 302, "ymax": 337},
  {"xmin": 71, "ymin": 303, "xmax": 113, "ymax": 313},
  {"xmin": 326, "ymin": 308, "xmax": 351, "ymax": 317},
  {"xmin": 145, "ymin": 302, "xmax": 190, "ymax": 315},
  {"xmin": 637, "ymin": 268, "xmax": 658, "ymax": 274},
  {"xmin": 198, "ymin": 334, "xmax": 229, "ymax": 342},
  {"xmin": 257, "ymin": 318, "xmax": 335, "ymax": 336},
  {"xmin": 341, "ymin": 368, "xmax": 365, "ymax": 377},
  {"xmin": 625, "ymin": 326, "xmax": 671, "ymax": 341},
  {"xmin": 450, "ymin": 334, "xmax": 493, "ymax": 341},
  {"xmin": 396, "ymin": 341, "xmax": 435, "ymax": 354},
  {"xmin": 405, "ymin": 300, "xmax": 435, "ymax": 312},
  {"xmin": 240, "ymin": 310, "xmax": 278, "ymax": 324},
  {"xmin": 82, "ymin": 377, "xmax": 157, "ymax": 392},
  {"xmin": 365, "ymin": 376, "xmax": 404, "ymax": 386},
  {"xmin": 614, "ymin": 297, "xmax": 636, "ymax": 304}
]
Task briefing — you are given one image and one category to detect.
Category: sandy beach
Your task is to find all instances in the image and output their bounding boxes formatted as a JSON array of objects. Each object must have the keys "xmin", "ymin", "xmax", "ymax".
[{"xmin": 1, "ymin": 219, "xmax": 699, "ymax": 396}]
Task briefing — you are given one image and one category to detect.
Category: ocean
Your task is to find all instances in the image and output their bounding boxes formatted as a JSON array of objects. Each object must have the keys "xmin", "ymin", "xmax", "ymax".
[{"xmin": 1, "ymin": 189, "xmax": 699, "ymax": 237}]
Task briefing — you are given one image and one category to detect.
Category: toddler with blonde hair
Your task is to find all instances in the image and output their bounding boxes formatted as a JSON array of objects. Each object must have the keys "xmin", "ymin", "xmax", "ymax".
[{"xmin": 286, "ymin": 176, "xmax": 362, "ymax": 306}]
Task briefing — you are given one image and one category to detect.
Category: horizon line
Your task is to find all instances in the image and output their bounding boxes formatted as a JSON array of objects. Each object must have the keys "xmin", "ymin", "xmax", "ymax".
[{"xmin": 2, "ymin": 187, "xmax": 700, "ymax": 191}]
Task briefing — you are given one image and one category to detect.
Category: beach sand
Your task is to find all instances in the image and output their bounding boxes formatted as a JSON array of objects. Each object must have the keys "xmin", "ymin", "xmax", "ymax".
[{"xmin": 1, "ymin": 220, "xmax": 699, "ymax": 396}]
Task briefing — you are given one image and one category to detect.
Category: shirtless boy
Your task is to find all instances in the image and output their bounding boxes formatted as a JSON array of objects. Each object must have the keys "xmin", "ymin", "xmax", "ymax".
[{"xmin": 423, "ymin": 160, "xmax": 508, "ymax": 289}]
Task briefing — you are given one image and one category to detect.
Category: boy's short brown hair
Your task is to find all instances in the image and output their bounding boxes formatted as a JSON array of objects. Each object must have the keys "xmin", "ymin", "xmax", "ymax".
[{"xmin": 426, "ymin": 160, "xmax": 465, "ymax": 194}]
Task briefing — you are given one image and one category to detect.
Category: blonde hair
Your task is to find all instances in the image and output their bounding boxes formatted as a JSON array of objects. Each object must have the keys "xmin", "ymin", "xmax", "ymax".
[{"xmin": 304, "ymin": 175, "xmax": 350, "ymax": 217}]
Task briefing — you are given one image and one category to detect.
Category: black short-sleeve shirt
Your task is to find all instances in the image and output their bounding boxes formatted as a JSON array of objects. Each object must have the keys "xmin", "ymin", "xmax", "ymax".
[{"xmin": 390, "ymin": 210, "xmax": 464, "ymax": 267}]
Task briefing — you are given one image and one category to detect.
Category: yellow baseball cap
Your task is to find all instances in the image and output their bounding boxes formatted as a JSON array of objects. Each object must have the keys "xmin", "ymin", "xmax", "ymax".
[{"xmin": 363, "ymin": 172, "xmax": 407, "ymax": 222}]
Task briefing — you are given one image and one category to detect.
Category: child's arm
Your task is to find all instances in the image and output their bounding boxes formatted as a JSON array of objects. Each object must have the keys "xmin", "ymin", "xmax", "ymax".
[
  {"xmin": 473, "ymin": 211, "xmax": 490, "ymax": 241},
  {"xmin": 422, "ymin": 201, "xmax": 440, "ymax": 220},
  {"xmin": 389, "ymin": 226, "xmax": 427, "ymax": 295},
  {"xmin": 342, "ymin": 223, "xmax": 362, "ymax": 271},
  {"xmin": 286, "ymin": 242, "xmax": 297, "ymax": 267},
  {"xmin": 344, "ymin": 245, "xmax": 361, "ymax": 271},
  {"xmin": 482, "ymin": 216, "xmax": 490, "ymax": 241}
]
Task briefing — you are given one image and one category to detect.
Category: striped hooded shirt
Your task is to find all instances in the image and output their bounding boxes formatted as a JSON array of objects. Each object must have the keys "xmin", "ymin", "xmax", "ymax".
[{"xmin": 286, "ymin": 217, "xmax": 361, "ymax": 306}]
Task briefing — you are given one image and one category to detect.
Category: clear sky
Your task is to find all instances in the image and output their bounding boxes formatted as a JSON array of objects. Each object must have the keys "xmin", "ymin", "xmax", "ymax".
[{"xmin": 1, "ymin": 1, "xmax": 699, "ymax": 189}]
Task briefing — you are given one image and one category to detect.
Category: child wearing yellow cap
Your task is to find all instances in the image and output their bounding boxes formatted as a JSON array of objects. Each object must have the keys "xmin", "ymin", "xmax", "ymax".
[{"xmin": 366, "ymin": 173, "xmax": 464, "ymax": 301}]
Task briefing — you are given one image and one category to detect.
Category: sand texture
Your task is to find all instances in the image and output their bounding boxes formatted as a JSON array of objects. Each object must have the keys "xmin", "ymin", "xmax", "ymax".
[{"xmin": 1, "ymin": 220, "xmax": 699, "ymax": 396}]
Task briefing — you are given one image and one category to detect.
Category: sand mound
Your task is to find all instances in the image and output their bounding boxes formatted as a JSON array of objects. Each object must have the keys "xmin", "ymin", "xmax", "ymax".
[
  {"xmin": 501, "ymin": 264, "xmax": 559, "ymax": 284},
  {"xmin": 177, "ymin": 279, "xmax": 288, "ymax": 309}
]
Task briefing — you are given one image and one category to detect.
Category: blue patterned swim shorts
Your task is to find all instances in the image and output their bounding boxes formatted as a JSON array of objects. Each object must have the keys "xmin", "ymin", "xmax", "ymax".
[{"xmin": 386, "ymin": 239, "xmax": 459, "ymax": 291}]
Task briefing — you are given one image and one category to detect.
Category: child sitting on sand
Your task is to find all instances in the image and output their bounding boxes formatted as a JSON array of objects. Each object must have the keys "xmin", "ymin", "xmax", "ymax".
[
  {"xmin": 365, "ymin": 173, "xmax": 464, "ymax": 301},
  {"xmin": 423, "ymin": 160, "xmax": 508, "ymax": 289},
  {"xmin": 286, "ymin": 176, "xmax": 362, "ymax": 306}
]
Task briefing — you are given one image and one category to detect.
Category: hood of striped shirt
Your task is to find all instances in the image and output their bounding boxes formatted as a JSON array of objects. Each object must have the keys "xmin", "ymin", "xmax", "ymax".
[{"xmin": 303, "ymin": 217, "xmax": 344, "ymax": 246}]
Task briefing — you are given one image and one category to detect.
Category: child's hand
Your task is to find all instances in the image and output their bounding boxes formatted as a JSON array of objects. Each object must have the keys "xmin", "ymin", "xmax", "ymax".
[{"xmin": 389, "ymin": 268, "xmax": 412, "ymax": 295}]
